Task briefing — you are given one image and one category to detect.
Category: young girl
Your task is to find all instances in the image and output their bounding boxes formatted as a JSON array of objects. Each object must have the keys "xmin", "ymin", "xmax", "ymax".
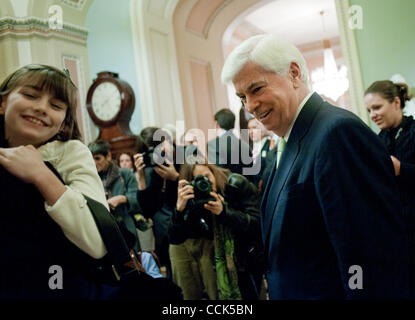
[{"xmin": 0, "ymin": 64, "xmax": 108, "ymax": 299}]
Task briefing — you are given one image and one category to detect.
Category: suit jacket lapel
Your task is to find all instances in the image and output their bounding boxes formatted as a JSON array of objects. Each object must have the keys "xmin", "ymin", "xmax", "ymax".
[
  {"xmin": 262, "ymin": 141, "xmax": 300, "ymax": 249},
  {"xmin": 261, "ymin": 93, "xmax": 324, "ymax": 254}
]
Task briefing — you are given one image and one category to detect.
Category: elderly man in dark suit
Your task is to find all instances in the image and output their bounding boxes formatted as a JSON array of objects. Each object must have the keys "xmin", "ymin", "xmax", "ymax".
[
  {"xmin": 207, "ymin": 108, "xmax": 252, "ymax": 176},
  {"xmin": 221, "ymin": 34, "xmax": 409, "ymax": 299}
]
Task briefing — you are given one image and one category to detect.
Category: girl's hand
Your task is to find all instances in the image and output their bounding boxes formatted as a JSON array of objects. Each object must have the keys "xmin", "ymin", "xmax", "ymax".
[
  {"xmin": 154, "ymin": 159, "xmax": 179, "ymax": 181},
  {"xmin": 0, "ymin": 145, "xmax": 66, "ymax": 206},
  {"xmin": 0, "ymin": 145, "xmax": 49, "ymax": 184},
  {"xmin": 204, "ymin": 192, "xmax": 224, "ymax": 215},
  {"xmin": 176, "ymin": 179, "xmax": 194, "ymax": 212}
]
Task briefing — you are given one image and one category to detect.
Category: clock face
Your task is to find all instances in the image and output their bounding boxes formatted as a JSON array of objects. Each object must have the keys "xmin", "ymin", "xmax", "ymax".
[{"xmin": 91, "ymin": 82, "xmax": 122, "ymax": 121}]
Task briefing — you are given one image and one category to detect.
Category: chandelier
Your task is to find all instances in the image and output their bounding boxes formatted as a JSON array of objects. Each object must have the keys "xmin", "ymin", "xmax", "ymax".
[{"xmin": 311, "ymin": 11, "xmax": 349, "ymax": 102}]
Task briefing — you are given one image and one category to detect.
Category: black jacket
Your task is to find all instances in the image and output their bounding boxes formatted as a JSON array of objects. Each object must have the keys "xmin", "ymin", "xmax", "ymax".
[
  {"xmin": 136, "ymin": 161, "xmax": 181, "ymax": 268},
  {"xmin": 262, "ymin": 93, "xmax": 408, "ymax": 299},
  {"xmin": 379, "ymin": 115, "xmax": 415, "ymax": 212},
  {"xmin": 0, "ymin": 117, "xmax": 97, "ymax": 299},
  {"xmin": 207, "ymin": 131, "xmax": 253, "ymax": 177},
  {"xmin": 378, "ymin": 115, "xmax": 415, "ymax": 296}
]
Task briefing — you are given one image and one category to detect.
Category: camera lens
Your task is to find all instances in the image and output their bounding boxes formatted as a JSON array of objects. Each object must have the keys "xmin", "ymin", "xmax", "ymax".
[{"xmin": 197, "ymin": 180, "xmax": 210, "ymax": 193}]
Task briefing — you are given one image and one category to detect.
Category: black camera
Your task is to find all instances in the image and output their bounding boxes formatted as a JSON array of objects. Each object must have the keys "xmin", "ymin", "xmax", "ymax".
[
  {"xmin": 142, "ymin": 146, "xmax": 166, "ymax": 167},
  {"xmin": 189, "ymin": 175, "xmax": 212, "ymax": 200},
  {"xmin": 183, "ymin": 175, "xmax": 216, "ymax": 235}
]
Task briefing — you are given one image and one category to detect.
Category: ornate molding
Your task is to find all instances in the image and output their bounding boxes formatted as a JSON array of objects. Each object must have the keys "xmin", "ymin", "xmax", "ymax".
[
  {"xmin": 186, "ymin": 0, "xmax": 234, "ymax": 39},
  {"xmin": 61, "ymin": 0, "xmax": 87, "ymax": 11},
  {"xmin": 203, "ymin": 0, "xmax": 233, "ymax": 38},
  {"xmin": 0, "ymin": 16, "xmax": 88, "ymax": 44}
]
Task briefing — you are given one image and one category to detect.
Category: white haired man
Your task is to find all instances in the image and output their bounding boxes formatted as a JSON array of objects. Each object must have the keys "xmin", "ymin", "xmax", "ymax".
[{"xmin": 221, "ymin": 34, "xmax": 409, "ymax": 299}]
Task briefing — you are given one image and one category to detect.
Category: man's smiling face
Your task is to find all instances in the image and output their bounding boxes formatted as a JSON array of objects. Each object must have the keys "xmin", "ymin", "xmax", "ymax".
[{"xmin": 233, "ymin": 61, "xmax": 300, "ymax": 137}]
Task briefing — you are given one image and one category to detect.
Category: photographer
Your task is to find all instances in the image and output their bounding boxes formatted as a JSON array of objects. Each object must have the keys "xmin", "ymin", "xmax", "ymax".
[
  {"xmin": 134, "ymin": 127, "xmax": 181, "ymax": 279},
  {"xmin": 169, "ymin": 157, "xmax": 263, "ymax": 300}
]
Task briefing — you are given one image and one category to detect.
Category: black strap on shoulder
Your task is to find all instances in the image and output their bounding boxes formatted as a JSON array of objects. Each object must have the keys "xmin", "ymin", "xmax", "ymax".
[
  {"xmin": 83, "ymin": 194, "xmax": 131, "ymax": 267},
  {"xmin": 43, "ymin": 161, "xmax": 133, "ymax": 271}
]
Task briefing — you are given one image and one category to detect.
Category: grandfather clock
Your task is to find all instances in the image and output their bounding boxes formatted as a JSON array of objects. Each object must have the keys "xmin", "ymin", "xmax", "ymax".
[{"xmin": 86, "ymin": 71, "xmax": 137, "ymax": 159}]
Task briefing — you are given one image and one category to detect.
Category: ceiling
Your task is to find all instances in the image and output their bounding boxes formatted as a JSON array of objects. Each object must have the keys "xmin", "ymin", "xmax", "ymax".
[{"xmin": 244, "ymin": 0, "xmax": 339, "ymax": 46}]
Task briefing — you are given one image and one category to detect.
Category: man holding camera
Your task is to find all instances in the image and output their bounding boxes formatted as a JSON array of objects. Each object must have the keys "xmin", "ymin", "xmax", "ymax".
[{"xmin": 135, "ymin": 128, "xmax": 181, "ymax": 280}]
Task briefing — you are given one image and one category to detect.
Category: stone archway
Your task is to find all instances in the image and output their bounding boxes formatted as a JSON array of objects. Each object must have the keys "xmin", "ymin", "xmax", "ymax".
[
  {"xmin": 170, "ymin": 0, "xmax": 366, "ymax": 136},
  {"xmin": 172, "ymin": 0, "xmax": 267, "ymax": 141}
]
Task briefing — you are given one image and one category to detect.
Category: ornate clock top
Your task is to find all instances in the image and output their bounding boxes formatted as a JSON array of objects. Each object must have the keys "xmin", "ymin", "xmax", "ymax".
[{"xmin": 86, "ymin": 71, "xmax": 137, "ymax": 159}]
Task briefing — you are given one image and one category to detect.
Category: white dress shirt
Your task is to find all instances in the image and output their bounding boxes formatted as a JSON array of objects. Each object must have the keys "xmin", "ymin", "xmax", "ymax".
[{"xmin": 284, "ymin": 92, "xmax": 314, "ymax": 142}]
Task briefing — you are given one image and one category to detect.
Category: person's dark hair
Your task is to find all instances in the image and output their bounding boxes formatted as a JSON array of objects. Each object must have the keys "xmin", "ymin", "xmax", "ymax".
[
  {"xmin": 136, "ymin": 134, "xmax": 146, "ymax": 153},
  {"xmin": 179, "ymin": 156, "xmax": 230, "ymax": 195},
  {"xmin": 139, "ymin": 126, "xmax": 172, "ymax": 149},
  {"xmin": 214, "ymin": 109, "xmax": 235, "ymax": 130},
  {"xmin": 365, "ymin": 80, "xmax": 413, "ymax": 109},
  {"xmin": 88, "ymin": 140, "xmax": 111, "ymax": 157},
  {"xmin": 0, "ymin": 64, "xmax": 81, "ymax": 142}
]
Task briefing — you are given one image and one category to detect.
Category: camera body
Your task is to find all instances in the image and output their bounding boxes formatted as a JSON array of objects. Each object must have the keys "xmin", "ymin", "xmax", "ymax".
[
  {"xmin": 183, "ymin": 175, "xmax": 216, "ymax": 235},
  {"xmin": 142, "ymin": 146, "xmax": 166, "ymax": 167},
  {"xmin": 189, "ymin": 174, "xmax": 212, "ymax": 200}
]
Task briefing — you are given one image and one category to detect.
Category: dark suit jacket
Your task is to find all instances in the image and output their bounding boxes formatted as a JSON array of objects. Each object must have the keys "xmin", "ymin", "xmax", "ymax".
[
  {"xmin": 260, "ymin": 147, "xmax": 277, "ymax": 190},
  {"xmin": 252, "ymin": 138, "xmax": 272, "ymax": 187},
  {"xmin": 207, "ymin": 131, "xmax": 252, "ymax": 176},
  {"xmin": 261, "ymin": 93, "xmax": 410, "ymax": 299}
]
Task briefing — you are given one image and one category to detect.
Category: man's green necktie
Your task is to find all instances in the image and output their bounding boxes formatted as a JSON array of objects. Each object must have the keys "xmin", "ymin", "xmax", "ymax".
[{"xmin": 276, "ymin": 138, "xmax": 286, "ymax": 169}]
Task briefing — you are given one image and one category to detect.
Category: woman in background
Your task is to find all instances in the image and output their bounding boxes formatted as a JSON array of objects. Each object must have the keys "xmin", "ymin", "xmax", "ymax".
[
  {"xmin": 365, "ymin": 80, "xmax": 415, "ymax": 298},
  {"xmin": 117, "ymin": 152, "xmax": 156, "ymax": 253},
  {"xmin": 170, "ymin": 157, "xmax": 262, "ymax": 300}
]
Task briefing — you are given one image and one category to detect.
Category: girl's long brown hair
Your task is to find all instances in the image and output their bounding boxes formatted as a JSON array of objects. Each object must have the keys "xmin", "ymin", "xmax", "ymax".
[
  {"xmin": 0, "ymin": 64, "xmax": 81, "ymax": 142},
  {"xmin": 179, "ymin": 156, "xmax": 230, "ymax": 195}
]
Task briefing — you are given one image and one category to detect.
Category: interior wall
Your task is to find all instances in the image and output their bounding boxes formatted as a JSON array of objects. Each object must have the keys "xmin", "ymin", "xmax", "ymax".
[
  {"xmin": 173, "ymin": 0, "xmax": 265, "ymax": 139},
  {"xmin": 129, "ymin": 0, "xmax": 184, "ymax": 132},
  {"xmin": 86, "ymin": 0, "xmax": 142, "ymax": 137},
  {"xmin": 0, "ymin": 0, "xmax": 95, "ymax": 142},
  {"xmin": 350, "ymin": 0, "xmax": 415, "ymax": 90}
]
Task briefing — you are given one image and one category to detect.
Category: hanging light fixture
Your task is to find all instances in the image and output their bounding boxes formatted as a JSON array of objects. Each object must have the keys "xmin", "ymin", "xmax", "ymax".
[{"xmin": 311, "ymin": 10, "xmax": 349, "ymax": 102}]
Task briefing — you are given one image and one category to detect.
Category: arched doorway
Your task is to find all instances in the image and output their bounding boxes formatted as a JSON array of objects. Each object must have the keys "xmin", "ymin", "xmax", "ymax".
[{"xmin": 170, "ymin": 0, "xmax": 367, "ymax": 137}]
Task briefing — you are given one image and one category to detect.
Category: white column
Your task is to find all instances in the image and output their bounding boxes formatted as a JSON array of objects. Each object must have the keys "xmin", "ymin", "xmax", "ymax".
[{"xmin": 129, "ymin": 0, "xmax": 184, "ymax": 129}]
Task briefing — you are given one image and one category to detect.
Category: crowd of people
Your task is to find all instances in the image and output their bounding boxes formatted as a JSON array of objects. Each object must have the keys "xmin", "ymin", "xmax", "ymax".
[{"xmin": 0, "ymin": 33, "xmax": 414, "ymax": 300}]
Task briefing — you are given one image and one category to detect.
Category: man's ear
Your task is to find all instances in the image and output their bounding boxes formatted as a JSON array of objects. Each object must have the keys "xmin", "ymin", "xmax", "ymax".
[
  {"xmin": 106, "ymin": 151, "xmax": 112, "ymax": 161},
  {"xmin": 289, "ymin": 62, "xmax": 302, "ymax": 88}
]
